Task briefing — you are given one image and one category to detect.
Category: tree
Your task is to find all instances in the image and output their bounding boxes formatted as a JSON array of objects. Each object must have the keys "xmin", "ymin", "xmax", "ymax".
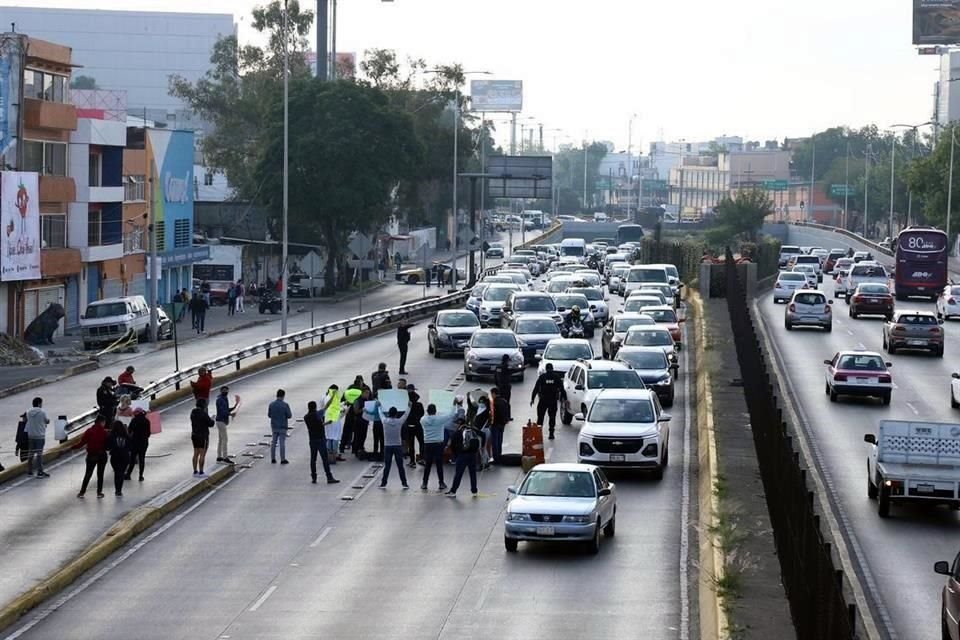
[
  {"xmin": 70, "ymin": 75, "xmax": 99, "ymax": 90},
  {"xmin": 708, "ymin": 189, "xmax": 772, "ymax": 244},
  {"xmin": 553, "ymin": 142, "xmax": 608, "ymax": 213},
  {"xmin": 255, "ymin": 79, "xmax": 422, "ymax": 292},
  {"xmin": 907, "ymin": 124, "xmax": 959, "ymax": 233}
]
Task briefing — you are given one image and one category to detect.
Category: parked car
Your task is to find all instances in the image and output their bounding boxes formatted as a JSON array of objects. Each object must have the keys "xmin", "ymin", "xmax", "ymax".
[
  {"xmin": 396, "ymin": 263, "xmax": 465, "ymax": 285},
  {"xmin": 427, "ymin": 310, "xmax": 480, "ymax": 358},
  {"xmin": 81, "ymin": 295, "xmax": 154, "ymax": 350},
  {"xmin": 937, "ymin": 284, "xmax": 960, "ymax": 321},
  {"xmin": 848, "ymin": 283, "xmax": 894, "ymax": 320},
  {"xmin": 934, "ymin": 550, "xmax": 960, "ymax": 639},
  {"xmin": 504, "ymin": 463, "xmax": 617, "ymax": 554},
  {"xmin": 882, "ymin": 309, "xmax": 944, "ymax": 356},
  {"xmin": 824, "ymin": 350, "xmax": 893, "ymax": 404},
  {"xmin": 463, "ymin": 329, "xmax": 525, "ymax": 382},
  {"xmin": 773, "ymin": 271, "xmax": 809, "ymax": 303},
  {"xmin": 562, "ymin": 360, "xmax": 646, "ymax": 424},
  {"xmin": 575, "ymin": 388, "xmax": 671, "ymax": 479},
  {"xmin": 510, "ymin": 315, "xmax": 562, "ymax": 365},
  {"xmin": 784, "ymin": 290, "xmax": 833, "ymax": 332},
  {"xmin": 600, "ymin": 313, "xmax": 656, "ymax": 359},
  {"xmin": 614, "ymin": 346, "xmax": 677, "ymax": 407}
]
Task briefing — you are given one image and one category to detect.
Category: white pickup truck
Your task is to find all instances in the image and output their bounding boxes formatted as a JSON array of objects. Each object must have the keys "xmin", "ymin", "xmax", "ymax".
[
  {"xmin": 842, "ymin": 262, "xmax": 890, "ymax": 303},
  {"xmin": 864, "ymin": 420, "xmax": 960, "ymax": 518}
]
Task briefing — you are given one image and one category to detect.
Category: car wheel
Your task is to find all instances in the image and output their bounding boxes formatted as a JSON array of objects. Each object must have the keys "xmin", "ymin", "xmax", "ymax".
[
  {"xmin": 882, "ymin": 392, "xmax": 892, "ymax": 406},
  {"xmin": 867, "ymin": 467, "xmax": 878, "ymax": 500},
  {"xmin": 825, "ymin": 382, "xmax": 830, "ymax": 396},
  {"xmin": 514, "ymin": 371, "xmax": 524, "ymax": 383},
  {"xmin": 942, "ymin": 613, "xmax": 952, "ymax": 640},
  {"xmin": 433, "ymin": 346, "xmax": 442, "ymax": 359},
  {"xmin": 603, "ymin": 510, "xmax": 616, "ymax": 538},
  {"xmin": 587, "ymin": 521, "xmax": 601, "ymax": 554},
  {"xmin": 937, "ymin": 345, "xmax": 945, "ymax": 358},
  {"xmin": 878, "ymin": 484, "xmax": 891, "ymax": 518},
  {"xmin": 664, "ymin": 393, "xmax": 674, "ymax": 408},
  {"xmin": 428, "ymin": 340, "xmax": 434, "ymax": 354},
  {"xmin": 465, "ymin": 373, "xmax": 474, "ymax": 382},
  {"xmin": 784, "ymin": 320, "xmax": 792, "ymax": 330},
  {"xmin": 259, "ymin": 306, "xmax": 266, "ymax": 314},
  {"xmin": 652, "ymin": 464, "xmax": 664, "ymax": 481},
  {"xmin": 849, "ymin": 308, "xmax": 857, "ymax": 319},
  {"xmin": 824, "ymin": 323, "xmax": 832, "ymax": 333},
  {"xmin": 845, "ymin": 294, "xmax": 851, "ymax": 304},
  {"xmin": 561, "ymin": 409, "xmax": 574, "ymax": 425},
  {"xmin": 406, "ymin": 275, "xmax": 419, "ymax": 285},
  {"xmin": 504, "ymin": 536, "xmax": 518, "ymax": 553},
  {"xmin": 829, "ymin": 388, "xmax": 838, "ymax": 403}
]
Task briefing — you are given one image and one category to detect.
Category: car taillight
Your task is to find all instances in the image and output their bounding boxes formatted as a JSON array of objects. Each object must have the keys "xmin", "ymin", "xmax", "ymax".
[
  {"xmin": 930, "ymin": 327, "xmax": 942, "ymax": 333},
  {"xmin": 879, "ymin": 375, "xmax": 892, "ymax": 383},
  {"xmin": 834, "ymin": 373, "xmax": 847, "ymax": 381},
  {"xmin": 824, "ymin": 304, "xmax": 831, "ymax": 314},
  {"xmin": 788, "ymin": 304, "xmax": 796, "ymax": 312},
  {"xmin": 775, "ymin": 281, "xmax": 782, "ymax": 288},
  {"xmin": 893, "ymin": 326, "xmax": 907, "ymax": 334},
  {"xmin": 853, "ymin": 295, "xmax": 863, "ymax": 303}
]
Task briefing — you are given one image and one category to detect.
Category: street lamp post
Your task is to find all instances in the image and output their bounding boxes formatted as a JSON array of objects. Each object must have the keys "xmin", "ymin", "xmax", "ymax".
[
  {"xmin": 626, "ymin": 114, "xmax": 636, "ymax": 220},
  {"xmin": 863, "ymin": 145, "xmax": 874, "ymax": 238},
  {"xmin": 948, "ymin": 127, "xmax": 955, "ymax": 246},
  {"xmin": 281, "ymin": 0, "xmax": 290, "ymax": 337},
  {"xmin": 888, "ymin": 134, "xmax": 896, "ymax": 238}
]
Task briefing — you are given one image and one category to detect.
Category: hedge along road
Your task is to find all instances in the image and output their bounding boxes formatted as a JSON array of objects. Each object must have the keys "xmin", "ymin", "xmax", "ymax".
[{"xmin": 3, "ymin": 294, "xmax": 699, "ymax": 640}]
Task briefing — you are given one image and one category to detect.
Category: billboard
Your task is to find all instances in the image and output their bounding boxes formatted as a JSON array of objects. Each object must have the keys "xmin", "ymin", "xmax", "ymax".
[
  {"xmin": 470, "ymin": 80, "xmax": 523, "ymax": 112},
  {"xmin": 0, "ymin": 171, "xmax": 41, "ymax": 281},
  {"xmin": 913, "ymin": 1, "xmax": 960, "ymax": 45}
]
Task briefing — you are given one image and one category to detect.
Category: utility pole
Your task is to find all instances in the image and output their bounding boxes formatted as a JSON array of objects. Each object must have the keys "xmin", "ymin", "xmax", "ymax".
[
  {"xmin": 510, "ymin": 113, "xmax": 517, "ymax": 155},
  {"xmin": 948, "ymin": 127, "xmax": 955, "ymax": 247},
  {"xmin": 450, "ymin": 89, "xmax": 459, "ymax": 289},
  {"xmin": 809, "ymin": 142, "xmax": 816, "ymax": 223},
  {"xmin": 281, "ymin": 0, "xmax": 290, "ymax": 336},
  {"xmin": 330, "ymin": 0, "xmax": 337, "ymax": 80},
  {"xmin": 316, "ymin": 0, "xmax": 328, "ymax": 80},
  {"xmin": 626, "ymin": 116, "xmax": 634, "ymax": 221},
  {"xmin": 582, "ymin": 141, "xmax": 588, "ymax": 211},
  {"xmin": 889, "ymin": 134, "xmax": 896, "ymax": 237},
  {"xmin": 844, "ymin": 141, "xmax": 850, "ymax": 229},
  {"xmin": 149, "ymin": 157, "xmax": 159, "ymax": 342},
  {"xmin": 864, "ymin": 145, "xmax": 872, "ymax": 238}
]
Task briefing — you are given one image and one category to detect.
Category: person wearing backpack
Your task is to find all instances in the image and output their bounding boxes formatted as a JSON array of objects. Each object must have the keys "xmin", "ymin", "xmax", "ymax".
[
  {"xmin": 446, "ymin": 418, "xmax": 483, "ymax": 498},
  {"xmin": 106, "ymin": 421, "xmax": 132, "ymax": 497}
]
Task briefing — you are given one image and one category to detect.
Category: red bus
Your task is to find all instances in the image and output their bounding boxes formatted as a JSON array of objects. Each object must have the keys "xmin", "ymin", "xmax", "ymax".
[{"xmin": 894, "ymin": 226, "xmax": 949, "ymax": 300}]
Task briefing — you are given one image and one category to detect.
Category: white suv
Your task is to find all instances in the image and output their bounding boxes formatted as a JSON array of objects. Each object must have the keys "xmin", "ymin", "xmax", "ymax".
[
  {"xmin": 562, "ymin": 360, "xmax": 646, "ymax": 425},
  {"xmin": 576, "ymin": 389, "xmax": 671, "ymax": 480}
]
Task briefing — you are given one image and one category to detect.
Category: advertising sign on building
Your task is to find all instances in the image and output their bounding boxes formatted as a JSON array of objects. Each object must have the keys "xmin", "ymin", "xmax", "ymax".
[
  {"xmin": 0, "ymin": 35, "xmax": 25, "ymax": 168},
  {"xmin": 914, "ymin": 0, "xmax": 960, "ymax": 45},
  {"xmin": 470, "ymin": 80, "xmax": 523, "ymax": 112},
  {"xmin": 0, "ymin": 171, "xmax": 41, "ymax": 281}
]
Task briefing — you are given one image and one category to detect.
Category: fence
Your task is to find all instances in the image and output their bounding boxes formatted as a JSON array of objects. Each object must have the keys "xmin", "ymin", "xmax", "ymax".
[{"xmin": 724, "ymin": 246, "xmax": 858, "ymax": 640}]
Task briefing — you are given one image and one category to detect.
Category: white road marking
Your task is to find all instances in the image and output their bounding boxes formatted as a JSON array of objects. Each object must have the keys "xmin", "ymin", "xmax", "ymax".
[
  {"xmin": 857, "ymin": 342, "xmax": 866, "ymax": 350},
  {"xmin": 309, "ymin": 527, "xmax": 332, "ymax": 548},
  {"xmin": 905, "ymin": 402, "xmax": 920, "ymax": 416},
  {"xmin": 248, "ymin": 585, "xmax": 277, "ymax": 612},
  {"xmin": 545, "ymin": 446, "xmax": 553, "ymax": 462},
  {"xmin": 678, "ymin": 324, "xmax": 692, "ymax": 640},
  {"xmin": 3, "ymin": 469, "xmax": 244, "ymax": 640},
  {"xmin": 846, "ymin": 329, "xmax": 855, "ymax": 336},
  {"xmin": 0, "ymin": 450, "xmax": 85, "ymax": 497}
]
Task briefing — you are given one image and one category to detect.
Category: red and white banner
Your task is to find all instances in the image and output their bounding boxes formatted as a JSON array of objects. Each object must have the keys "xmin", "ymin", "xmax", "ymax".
[{"xmin": 1, "ymin": 171, "xmax": 41, "ymax": 281}]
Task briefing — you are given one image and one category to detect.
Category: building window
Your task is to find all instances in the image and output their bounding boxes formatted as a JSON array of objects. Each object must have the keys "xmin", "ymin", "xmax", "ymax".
[
  {"xmin": 24, "ymin": 69, "xmax": 67, "ymax": 103},
  {"xmin": 41, "ymin": 214, "xmax": 67, "ymax": 249},
  {"xmin": 22, "ymin": 140, "xmax": 67, "ymax": 177},
  {"xmin": 174, "ymin": 218, "xmax": 191, "ymax": 248},
  {"xmin": 154, "ymin": 220, "xmax": 165, "ymax": 252},
  {"xmin": 88, "ymin": 209, "xmax": 102, "ymax": 246},
  {"xmin": 124, "ymin": 175, "xmax": 145, "ymax": 201},
  {"xmin": 89, "ymin": 153, "xmax": 101, "ymax": 187},
  {"xmin": 22, "ymin": 140, "xmax": 43, "ymax": 173}
]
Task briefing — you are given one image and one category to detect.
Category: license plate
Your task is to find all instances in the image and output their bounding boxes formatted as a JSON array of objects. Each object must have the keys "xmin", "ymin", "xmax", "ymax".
[
  {"xmin": 535, "ymin": 526, "xmax": 555, "ymax": 536},
  {"xmin": 854, "ymin": 377, "xmax": 874, "ymax": 385},
  {"xmin": 610, "ymin": 454, "xmax": 626, "ymax": 462},
  {"xmin": 908, "ymin": 340, "xmax": 925, "ymax": 346},
  {"xmin": 917, "ymin": 483, "xmax": 935, "ymax": 494}
]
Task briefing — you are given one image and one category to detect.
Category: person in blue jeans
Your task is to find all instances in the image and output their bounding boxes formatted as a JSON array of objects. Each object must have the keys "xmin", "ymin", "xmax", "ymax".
[
  {"xmin": 268, "ymin": 389, "xmax": 292, "ymax": 464},
  {"xmin": 378, "ymin": 403, "xmax": 410, "ymax": 489},
  {"xmin": 420, "ymin": 403, "xmax": 453, "ymax": 491}
]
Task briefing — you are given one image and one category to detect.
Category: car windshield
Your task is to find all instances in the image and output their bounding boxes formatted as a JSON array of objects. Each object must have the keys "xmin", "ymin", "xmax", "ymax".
[
  {"xmin": 587, "ymin": 370, "xmax": 644, "ymax": 389},
  {"xmin": 573, "ymin": 273, "xmax": 601, "ymax": 286},
  {"xmin": 469, "ymin": 285, "xmax": 488, "ymax": 297},
  {"xmin": 618, "ymin": 350, "xmax": 668, "ymax": 369},
  {"xmin": 627, "ymin": 268, "xmax": 668, "ymax": 283},
  {"xmin": 661, "ymin": 266, "xmax": 679, "ymax": 279},
  {"xmin": 472, "ymin": 333, "xmax": 517, "ymax": 348},
  {"xmin": 555, "ymin": 295, "xmax": 589, "ymax": 310},
  {"xmin": 779, "ymin": 273, "xmax": 806, "ymax": 281},
  {"xmin": 624, "ymin": 299, "xmax": 659, "ymax": 313},
  {"xmin": 897, "ymin": 314, "xmax": 937, "ymax": 325},
  {"xmin": 520, "ymin": 471, "xmax": 595, "ymax": 498},
  {"xmin": 644, "ymin": 309, "xmax": 677, "ymax": 323},
  {"xmin": 588, "ymin": 398, "xmax": 655, "ymax": 423},
  {"xmin": 544, "ymin": 342, "xmax": 592, "ymax": 360},
  {"xmin": 490, "ymin": 243, "xmax": 503, "ymax": 249},
  {"xmin": 516, "ymin": 319, "xmax": 560, "ymax": 334},
  {"xmin": 793, "ymin": 293, "xmax": 826, "ymax": 305},
  {"xmin": 614, "ymin": 317, "xmax": 654, "ymax": 332},
  {"xmin": 85, "ymin": 302, "xmax": 128, "ymax": 318},
  {"xmin": 951, "ymin": 287, "xmax": 960, "ymax": 296},
  {"xmin": 624, "ymin": 329, "xmax": 673, "ymax": 346},
  {"xmin": 514, "ymin": 297, "xmax": 556, "ymax": 312},
  {"xmin": 859, "ymin": 285, "xmax": 889, "ymax": 294},
  {"xmin": 852, "ymin": 266, "xmax": 885, "ymax": 277},
  {"xmin": 568, "ymin": 288, "xmax": 602, "ymax": 301},
  {"xmin": 546, "ymin": 280, "xmax": 573, "ymax": 293},
  {"xmin": 837, "ymin": 355, "xmax": 885, "ymax": 370},
  {"xmin": 438, "ymin": 313, "xmax": 479, "ymax": 328},
  {"xmin": 483, "ymin": 287, "xmax": 515, "ymax": 302}
]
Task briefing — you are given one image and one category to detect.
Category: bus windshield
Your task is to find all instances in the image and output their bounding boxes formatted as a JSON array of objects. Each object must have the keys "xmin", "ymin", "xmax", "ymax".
[{"xmin": 617, "ymin": 224, "xmax": 644, "ymax": 245}]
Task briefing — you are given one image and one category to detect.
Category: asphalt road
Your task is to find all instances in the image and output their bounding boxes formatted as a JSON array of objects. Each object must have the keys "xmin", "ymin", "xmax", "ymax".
[
  {"xmin": 760, "ymin": 229, "xmax": 960, "ymax": 640},
  {"xmin": 3, "ymin": 282, "xmax": 698, "ymax": 640}
]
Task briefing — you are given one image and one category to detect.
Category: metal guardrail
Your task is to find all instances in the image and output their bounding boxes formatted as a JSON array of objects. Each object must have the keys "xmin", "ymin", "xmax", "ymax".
[
  {"xmin": 59, "ymin": 223, "xmax": 562, "ymax": 439},
  {"xmin": 787, "ymin": 221, "xmax": 893, "ymax": 257}
]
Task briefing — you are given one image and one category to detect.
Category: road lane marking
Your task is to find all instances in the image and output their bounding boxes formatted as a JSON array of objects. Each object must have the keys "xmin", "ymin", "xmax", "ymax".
[
  {"xmin": 3, "ymin": 468, "xmax": 245, "ymax": 640},
  {"xmin": 309, "ymin": 527, "xmax": 332, "ymax": 548},
  {"xmin": 0, "ymin": 450, "xmax": 84, "ymax": 497},
  {"xmin": 857, "ymin": 342, "xmax": 865, "ymax": 350},
  {"xmin": 545, "ymin": 446, "xmax": 553, "ymax": 462},
  {"xmin": 248, "ymin": 585, "xmax": 277, "ymax": 612},
  {"xmin": 678, "ymin": 323, "xmax": 691, "ymax": 640},
  {"xmin": 905, "ymin": 402, "xmax": 920, "ymax": 416}
]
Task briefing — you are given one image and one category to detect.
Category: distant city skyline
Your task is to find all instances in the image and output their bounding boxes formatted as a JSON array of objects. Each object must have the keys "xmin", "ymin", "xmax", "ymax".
[{"xmin": 3, "ymin": 0, "xmax": 938, "ymax": 152}]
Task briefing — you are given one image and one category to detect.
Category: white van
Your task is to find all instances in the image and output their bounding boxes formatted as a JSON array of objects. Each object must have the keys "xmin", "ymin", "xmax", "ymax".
[
  {"xmin": 593, "ymin": 212, "xmax": 608, "ymax": 223},
  {"xmin": 80, "ymin": 295, "xmax": 153, "ymax": 349},
  {"xmin": 559, "ymin": 238, "xmax": 588, "ymax": 261}
]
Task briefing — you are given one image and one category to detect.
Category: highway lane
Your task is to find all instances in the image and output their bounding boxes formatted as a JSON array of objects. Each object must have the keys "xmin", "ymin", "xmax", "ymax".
[
  {"xmin": 3, "ymin": 288, "xmax": 697, "ymax": 640},
  {"xmin": 757, "ymin": 284, "xmax": 960, "ymax": 640}
]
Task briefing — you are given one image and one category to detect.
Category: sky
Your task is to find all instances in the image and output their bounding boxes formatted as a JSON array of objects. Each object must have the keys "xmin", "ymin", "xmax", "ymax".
[{"xmin": 6, "ymin": 0, "xmax": 939, "ymax": 152}]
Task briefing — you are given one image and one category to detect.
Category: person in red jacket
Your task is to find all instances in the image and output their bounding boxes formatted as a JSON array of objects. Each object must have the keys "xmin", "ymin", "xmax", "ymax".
[
  {"xmin": 74, "ymin": 418, "xmax": 109, "ymax": 498},
  {"xmin": 191, "ymin": 367, "xmax": 213, "ymax": 406}
]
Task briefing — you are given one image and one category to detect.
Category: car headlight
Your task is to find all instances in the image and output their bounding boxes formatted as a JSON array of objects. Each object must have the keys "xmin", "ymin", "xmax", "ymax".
[
  {"xmin": 579, "ymin": 442, "xmax": 595, "ymax": 456},
  {"xmin": 510, "ymin": 352, "xmax": 523, "ymax": 364},
  {"xmin": 467, "ymin": 352, "xmax": 480, "ymax": 361},
  {"xmin": 436, "ymin": 332, "xmax": 451, "ymax": 344},
  {"xmin": 562, "ymin": 515, "xmax": 592, "ymax": 524},
  {"xmin": 507, "ymin": 513, "xmax": 531, "ymax": 522},
  {"xmin": 655, "ymin": 376, "xmax": 672, "ymax": 386}
]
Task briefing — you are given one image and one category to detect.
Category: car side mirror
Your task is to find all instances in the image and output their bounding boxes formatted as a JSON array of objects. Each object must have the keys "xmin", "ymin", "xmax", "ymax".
[
  {"xmin": 427, "ymin": 323, "xmax": 435, "ymax": 329},
  {"xmin": 885, "ymin": 362, "xmax": 893, "ymax": 368},
  {"xmin": 598, "ymin": 488, "xmax": 612, "ymax": 497},
  {"xmin": 589, "ymin": 305, "xmax": 597, "ymax": 311},
  {"xmin": 534, "ymin": 355, "xmax": 542, "ymax": 362},
  {"xmin": 829, "ymin": 300, "xmax": 834, "ymax": 305},
  {"xmin": 557, "ymin": 307, "xmax": 566, "ymax": 312},
  {"xmin": 939, "ymin": 319, "xmax": 945, "ymax": 325},
  {"xmin": 658, "ymin": 414, "xmax": 672, "ymax": 422},
  {"xmin": 574, "ymin": 413, "xmax": 585, "ymax": 421},
  {"xmin": 934, "ymin": 560, "xmax": 952, "ymax": 576},
  {"xmin": 678, "ymin": 318, "xmax": 686, "ymax": 323},
  {"xmin": 80, "ymin": 314, "xmax": 85, "ymax": 320},
  {"xmin": 863, "ymin": 434, "xmax": 877, "ymax": 445},
  {"xmin": 507, "ymin": 485, "xmax": 517, "ymax": 495},
  {"xmin": 604, "ymin": 296, "xmax": 609, "ymax": 301},
  {"xmin": 953, "ymin": 372, "xmax": 960, "ymax": 379},
  {"xmin": 823, "ymin": 359, "xmax": 832, "ymax": 365}
]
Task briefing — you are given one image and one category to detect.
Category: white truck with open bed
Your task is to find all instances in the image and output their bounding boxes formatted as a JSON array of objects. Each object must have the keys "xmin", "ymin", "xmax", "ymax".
[{"xmin": 864, "ymin": 420, "xmax": 960, "ymax": 518}]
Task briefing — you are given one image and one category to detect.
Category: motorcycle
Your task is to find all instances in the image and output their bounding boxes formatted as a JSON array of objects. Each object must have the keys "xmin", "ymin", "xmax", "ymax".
[
  {"xmin": 562, "ymin": 321, "xmax": 585, "ymax": 339},
  {"xmin": 259, "ymin": 290, "xmax": 284, "ymax": 314}
]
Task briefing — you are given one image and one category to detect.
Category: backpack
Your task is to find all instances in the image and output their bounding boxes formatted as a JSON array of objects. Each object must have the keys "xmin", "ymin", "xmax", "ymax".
[{"xmin": 461, "ymin": 428, "xmax": 480, "ymax": 454}]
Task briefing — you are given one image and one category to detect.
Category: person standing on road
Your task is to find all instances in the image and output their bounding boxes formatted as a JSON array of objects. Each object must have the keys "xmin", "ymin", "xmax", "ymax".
[
  {"xmin": 404, "ymin": 385, "xmax": 425, "ymax": 468},
  {"xmin": 268, "ymin": 389, "xmax": 292, "ymax": 464},
  {"xmin": 493, "ymin": 355, "xmax": 513, "ymax": 421},
  {"xmin": 420, "ymin": 404, "xmax": 451, "ymax": 491},
  {"xmin": 473, "ymin": 395, "xmax": 492, "ymax": 469},
  {"xmin": 125, "ymin": 408, "xmax": 151, "ymax": 481},
  {"xmin": 227, "ymin": 284, "xmax": 237, "ymax": 317},
  {"xmin": 531, "ymin": 362, "xmax": 566, "ymax": 440},
  {"xmin": 377, "ymin": 259, "xmax": 386, "ymax": 283},
  {"xmin": 215, "ymin": 386, "xmax": 238, "ymax": 464},
  {"xmin": 74, "ymin": 417, "xmax": 108, "ymax": 498},
  {"xmin": 378, "ymin": 403, "xmax": 410, "ymax": 489},
  {"xmin": 321, "ymin": 385, "xmax": 345, "ymax": 463},
  {"xmin": 191, "ymin": 399, "xmax": 214, "ymax": 476},
  {"xmin": 15, "ymin": 412, "xmax": 29, "ymax": 463},
  {"xmin": 236, "ymin": 280, "xmax": 245, "ymax": 313},
  {"xmin": 97, "ymin": 377, "xmax": 118, "ymax": 424},
  {"xmin": 446, "ymin": 418, "xmax": 482, "ymax": 498},
  {"xmin": 371, "ymin": 362, "xmax": 391, "ymax": 393},
  {"xmin": 304, "ymin": 401, "xmax": 338, "ymax": 484},
  {"xmin": 489, "ymin": 387, "xmax": 509, "ymax": 464},
  {"xmin": 397, "ymin": 319, "xmax": 413, "ymax": 375},
  {"xmin": 107, "ymin": 420, "xmax": 132, "ymax": 496},
  {"xmin": 25, "ymin": 397, "xmax": 50, "ymax": 477},
  {"xmin": 191, "ymin": 367, "xmax": 213, "ymax": 407}
]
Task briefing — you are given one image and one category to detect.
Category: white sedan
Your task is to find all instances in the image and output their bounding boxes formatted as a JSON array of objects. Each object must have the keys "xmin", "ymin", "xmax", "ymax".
[
  {"xmin": 773, "ymin": 271, "xmax": 808, "ymax": 303},
  {"xmin": 937, "ymin": 285, "xmax": 960, "ymax": 320},
  {"xmin": 951, "ymin": 372, "xmax": 960, "ymax": 409},
  {"xmin": 537, "ymin": 338, "xmax": 596, "ymax": 375}
]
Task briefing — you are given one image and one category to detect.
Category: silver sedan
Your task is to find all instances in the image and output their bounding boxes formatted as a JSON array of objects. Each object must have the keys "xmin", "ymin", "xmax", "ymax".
[{"xmin": 504, "ymin": 463, "xmax": 617, "ymax": 554}]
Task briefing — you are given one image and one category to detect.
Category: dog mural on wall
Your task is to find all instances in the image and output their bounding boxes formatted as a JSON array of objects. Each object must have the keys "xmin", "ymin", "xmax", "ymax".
[{"xmin": 23, "ymin": 303, "xmax": 66, "ymax": 346}]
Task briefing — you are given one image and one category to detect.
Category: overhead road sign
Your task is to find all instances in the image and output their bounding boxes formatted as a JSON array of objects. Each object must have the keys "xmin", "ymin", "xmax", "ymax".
[
  {"xmin": 762, "ymin": 180, "xmax": 788, "ymax": 191},
  {"xmin": 485, "ymin": 155, "xmax": 553, "ymax": 199},
  {"xmin": 830, "ymin": 184, "xmax": 856, "ymax": 197},
  {"xmin": 470, "ymin": 80, "xmax": 523, "ymax": 112}
]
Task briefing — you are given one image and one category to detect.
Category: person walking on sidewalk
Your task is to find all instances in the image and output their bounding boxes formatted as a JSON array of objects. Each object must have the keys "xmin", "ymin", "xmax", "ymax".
[
  {"xmin": 25, "ymin": 397, "xmax": 50, "ymax": 477},
  {"xmin": 235, "ymin": 280, "xmax": 245, "ymax": 313},
  {"xmin": 378, "ymin": 402, "xmax": 410, "ymax": 489},
  {"xmin": 191, "ymin": 399, "xmax": 214, "ymax": 476},
  {"xmin": 397, "ymin": 319, "xmax": 413, "ymax": 375},
  {"xmin": 530, "ymin": 362, "xmax": 566, "ymax": 440},
  {"xmin": 494, "ymin": 355, "xmax": 513, "ymax": 421},
  {"xmin": 177, "ymin": 288, "xmax": 189, "ymax": 322},
  {"xmin": 446, "ymin": 418, "xmax": 482, "ymax": 498},
  {"xmin": 215, "ymin": 386, "xmax": 238, "ymax": 464},
  {"xmin": 74, "ymin": 417, "xmax": 108, "ymax": 498},
  {"xmin": 125, "ymin": 408, "xmax": 151, "ymax": 481},
  {"xmin": 304, "ymin": 401, "xmax": 339, "ymax": 484},
  {"xmin": 489, "ymin": 387, "xmax": 510, "ymax": 464},
  {"xmin": 420, "ymin": 404, "xmax": 451, "ymax": 491},
  {"xmin": 107, "ymin": 420, "xmax": 132, "ymax": 496},
  {"xmin": 97, "ymin": 377, "xmax": 118, "ymax": 424},
  {"xmin": 189, "ymin": 291, "xmax": 208, "ymax": 334},
  {"xmin": 269, "ymin": 389, "xmax": 292, "ymax": 464},
  {"xmin": 191, "ymin": 367, "xmax": 213, "ymax": 406},
  {"xmin": 227, "ymin": 284, "xmax": 237, "ymax": 317}
]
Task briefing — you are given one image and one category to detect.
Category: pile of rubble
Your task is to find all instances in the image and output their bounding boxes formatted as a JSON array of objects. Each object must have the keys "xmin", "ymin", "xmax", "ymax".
[{"xmin": 0, "ymin": 333, "xmax": 45, "ymax": 366}]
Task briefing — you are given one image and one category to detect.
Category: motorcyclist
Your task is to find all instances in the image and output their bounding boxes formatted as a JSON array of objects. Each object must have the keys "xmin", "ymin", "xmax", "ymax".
[{"xmin": 563, "ymin": 305, "xmax": 585, "ymax": 337}]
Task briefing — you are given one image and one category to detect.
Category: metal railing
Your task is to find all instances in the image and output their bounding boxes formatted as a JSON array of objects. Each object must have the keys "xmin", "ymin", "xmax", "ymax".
[{"xmin": 787, "ymin": 221, "xmax": 893, "ymax": 257}]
